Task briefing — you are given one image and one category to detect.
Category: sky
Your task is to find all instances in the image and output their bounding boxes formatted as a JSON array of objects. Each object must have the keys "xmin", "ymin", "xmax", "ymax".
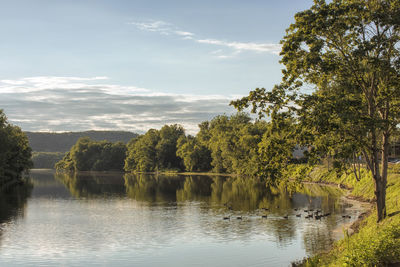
[{"xmin": 0, "ymin": 0, "xmax": 313, "ymax": 134}]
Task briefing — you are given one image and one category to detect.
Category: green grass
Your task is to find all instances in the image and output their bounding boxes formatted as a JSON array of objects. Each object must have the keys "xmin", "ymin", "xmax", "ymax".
[{"xmin": 293, "ymin": 164, "xmax": 400, "ymax": 266}]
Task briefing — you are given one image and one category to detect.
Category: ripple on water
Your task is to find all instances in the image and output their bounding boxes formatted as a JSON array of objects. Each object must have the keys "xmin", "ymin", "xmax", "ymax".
[{"xmin": 0, "ymin": 171, "xmax": 369, "ymax": 266}]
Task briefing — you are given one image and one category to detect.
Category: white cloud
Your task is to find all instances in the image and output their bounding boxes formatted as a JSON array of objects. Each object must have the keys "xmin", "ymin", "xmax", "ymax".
[
  {"xmin": 1, "ymin": 79, "xmax": 27, "ymax": 85},
  {"xmin": 128, "ymin": 20, "xmax": 171, "ymax": 34},
  {"xmin": 129, "ymin": 20, "xmax": 281, "ymax": 57},
  {"xmin": 197, "ymin": 39, "xmax": 281, "ymax": 54},
  {"xmin": 0, "ymin": 76, "xmax": 239, "ymax": 134},
  {"xmin": 174, "ymin": 31, "xmax": 194, "ymax": 36},
  {"xmin": 0, "ymin": 76, "xmax": 149, "ymax": 95},
  {"xmin": 174, "ymin": 31, "xmax": 195, "ymax": 40}
]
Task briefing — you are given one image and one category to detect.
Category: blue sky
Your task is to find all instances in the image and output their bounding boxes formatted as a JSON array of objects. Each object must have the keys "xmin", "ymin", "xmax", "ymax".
[{"xmin": 0, "ymin": 0, "xmax": 313, "ymax": 133}]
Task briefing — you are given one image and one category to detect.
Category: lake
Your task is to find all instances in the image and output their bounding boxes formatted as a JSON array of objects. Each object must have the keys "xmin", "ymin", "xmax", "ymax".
[{"xmin": 0, "ymin": 170, "xmax": 365, "ymax": 266}]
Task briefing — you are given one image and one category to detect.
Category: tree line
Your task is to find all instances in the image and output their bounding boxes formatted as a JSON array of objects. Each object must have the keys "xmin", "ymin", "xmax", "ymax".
[
  {"xmin": 56, "ymin": 113, "xmax": 303, "ymax": 175},
  {"xmin": 0, "ymin": 110, "xmax": 32, "ymax": 185},
  {"xmin": 55, "ymin": 0, "xmax": 400, "ymax": 223},
  {"xmin": 55, "ymin": 137, "xmax": 127, "ymax": 171},
  {"xmin": 26, "ymin": 130, "xmax": 137, "ymax": 152}
]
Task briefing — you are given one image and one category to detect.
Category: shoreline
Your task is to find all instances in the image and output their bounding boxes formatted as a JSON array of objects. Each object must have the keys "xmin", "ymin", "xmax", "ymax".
[
  {"xmin": 302, "ymin": 180, "xmax": 373, "ymax": 233},
  {"xmin": 333, "ymin": 193, "xmax": 372, "ymax": 238},
  {"xmin": 291, "ymin": 176, "xmax": 376, "ymax": 265},
  {"xmin": 38, "ymin": 168, "xmax": 237, "ymax": 177}
]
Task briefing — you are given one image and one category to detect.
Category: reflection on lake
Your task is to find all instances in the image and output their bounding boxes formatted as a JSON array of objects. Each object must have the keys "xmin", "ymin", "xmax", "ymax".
[{"xmin": 0, "ymin": 170, "xmax": 365, "ymax": 266}]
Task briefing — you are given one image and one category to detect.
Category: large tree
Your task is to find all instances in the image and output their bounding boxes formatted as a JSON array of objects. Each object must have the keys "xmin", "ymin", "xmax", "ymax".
[
  {"xmin": 232, "ymin": 0, "xmax": 400, "ymax": 221},
  {"xmin": 55, "ymin": 137, "xmax": 127, "ymax": 171},
  {"xmin": 0, "ymin": 110, "xmax": 32, "ymax": 181}
]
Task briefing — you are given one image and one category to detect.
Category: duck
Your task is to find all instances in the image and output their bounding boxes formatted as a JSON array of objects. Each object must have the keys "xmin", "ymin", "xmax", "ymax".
[
  {"xmin": 223, "ymin": 216, "xmax": 230, "ymax": 220},
  {"xmin": 261, "ymin": 215, "xmax": 268, "ymax": 219},
  {"xmin": 296, "ymin": 214, "xmax": 301, "ymax": 217},
  {"xmin": 236, "ymin": 216, "xmax": 242, "ymax": 220},
  {"xmin": 283, "ymin": 215, "xmax": 289, "ymax": 219}
]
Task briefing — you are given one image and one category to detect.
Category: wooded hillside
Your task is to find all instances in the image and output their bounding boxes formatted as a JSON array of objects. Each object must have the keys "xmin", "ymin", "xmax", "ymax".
[{"xmin": 26, "ymin": 131, "xmax": 138, "ymax": 152}]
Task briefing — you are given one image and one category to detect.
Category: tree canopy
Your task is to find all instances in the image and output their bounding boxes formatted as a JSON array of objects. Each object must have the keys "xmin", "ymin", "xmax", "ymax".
[
  {"xmin": 0, "ymin": 110, "xmax": 32, "ymax": 182},
  {"xmin": 124, "ymin": 125, "xmax": 185, "ymax": 172},
  {"xmin": 124, "ymin": 114, "xmax": 276, "ymax": 175},
  {"xmin": 55, "ymin": 137, "xmax": 127, "ymax": 171},
  {"xmin": 232, "ymin": 0, "xmax": 400, "ymax": 221}
]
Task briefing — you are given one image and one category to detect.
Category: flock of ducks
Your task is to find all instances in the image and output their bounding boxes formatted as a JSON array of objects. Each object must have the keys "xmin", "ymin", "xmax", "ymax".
[{"xmin": 222, "ymin": 206, "xmax": 352, "ymax": 221}]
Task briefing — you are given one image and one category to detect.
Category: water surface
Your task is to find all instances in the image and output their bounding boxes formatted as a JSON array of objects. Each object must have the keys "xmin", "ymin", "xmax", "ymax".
[{"xmin": 0, "ymin": 170, "xmax": 365, "ymax": 266}]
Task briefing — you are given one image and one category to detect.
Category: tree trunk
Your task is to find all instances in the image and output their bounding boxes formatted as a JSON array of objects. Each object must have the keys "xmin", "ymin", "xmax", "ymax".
[
  {"xmin": 369, "ymin": 119, "xmax": 386, "ymax": 222},
  {"xmin": 375, "ymin": 176, "xmax": 387, "ymax": 222},
  {"xmin": 375, "ymin": 132, "xmax": 389, "ymax": 222}
]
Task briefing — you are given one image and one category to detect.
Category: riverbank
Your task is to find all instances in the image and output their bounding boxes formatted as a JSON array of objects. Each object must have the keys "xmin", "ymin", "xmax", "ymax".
[
  {"xmin": 133, "ymin": 170, "xmax": 237, "ymax": 177},
  {"xmin": 290, "ymin": 165, "xmax": 400, "ymax": 266}
]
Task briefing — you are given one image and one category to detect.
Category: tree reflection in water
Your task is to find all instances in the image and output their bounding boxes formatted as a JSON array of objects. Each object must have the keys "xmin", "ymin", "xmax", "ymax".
[
  {"xmin": 55, "ymin": 171, "xmax": 126, "ymax": 198},
  {"xmin": 0, "ymin": 182, "xmax": 32, "ymax": 246},
  {"xmin": 54, "ymin": 171, "xmax": 350, "ymax": 254}
]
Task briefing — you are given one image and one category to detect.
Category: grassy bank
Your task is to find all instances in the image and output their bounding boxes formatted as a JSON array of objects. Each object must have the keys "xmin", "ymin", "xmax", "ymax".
[{"xmin": 289, "ymin": 164, "xmax": 400, "ymax": 266}]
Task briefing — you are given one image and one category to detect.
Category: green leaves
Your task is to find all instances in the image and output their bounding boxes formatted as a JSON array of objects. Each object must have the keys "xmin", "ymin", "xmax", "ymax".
[
  {"xmin": 232, "ymin": 0, "xmax": 400, "ymax": 221},
  {"xmin": 0, "ymin": 110, "xmax": 32, "ymax": 181},
  {"xmin": 124, "ymin": 125, "xmax": 185, "ymax": 172},
  {"xmin": 55, "ymin": 138, "xmax": 127, "ymax": 171}
]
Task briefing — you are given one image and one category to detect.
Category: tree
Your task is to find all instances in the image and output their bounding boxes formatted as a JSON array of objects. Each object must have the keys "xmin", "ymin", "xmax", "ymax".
[
  {"xmin": 55, "ymin": 137, "xmax": 127, "ymax": 171},
  {"xmin": 232, "ymin": 0, "xmax": 400, "ymax": 221},
  {"xmin": 124, "ymin": 130, "xmax": 160, "ymax": 172},
  {"xmin": 0, "ymin": 110, "xmax": 32, "ymax": 181},
  {"xmin": 176, "ymin": 135, "xmax": 212, "ymax": 172},
  {"xmin": 194, "ymin": 113, "xmax": 268, "ymax": 175},
  {"xmin": 156, "ymin": 124, "xmax": 185, "ymax": 170},
  {"xmin": 124, "ymin": 125, "xmax": 186, "ymax": 173},
  {"xmin": 257, "ymin": 114, "xmax": 297, "ymax": 182}
]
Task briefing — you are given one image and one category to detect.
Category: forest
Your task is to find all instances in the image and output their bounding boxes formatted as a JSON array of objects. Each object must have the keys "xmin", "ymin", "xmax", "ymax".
[
  {"xmin": 55, "ymin": 137, "xmax": 127, "ymax": 171},
  {"xmin": 0, "ymin": 110, "xmax": 32, "ymax": 188},
  {"xmin": 26, "ymin": 130, "xmax": 138, "ymax": 152},
  {"xmin": 55, "ymin": 113, "xmax": 303, "ymax": 176}
]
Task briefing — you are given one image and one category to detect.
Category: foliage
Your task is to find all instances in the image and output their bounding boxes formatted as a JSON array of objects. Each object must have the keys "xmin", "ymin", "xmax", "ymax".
[
  {"xmin": 156, "ymin": 124, "xmax": 185, "ymax": 170},
  {"xmin": 257, "ymin": 114, "xmax": 297, "ymax": 181},
  {"xmin": 55, "ymin": 137, "xmax": 127, "ymax": 171},
  {"xmin": 284, "ymin": 164, "xmax": 313, "ymax": 182},
  {"xmin": 232, "ymin": 0, "xmax": 400, "ymax": 221},
  {"xmin": 0, "ymin": 109, "xmax": 32, "ymax": 183},
  {"xmin": 204, "ymin": 113, "xmax": 268, "ymax": 175},
  {"xmin": 298, "ymin": 165, "xmax": 400, "ymax": 266},
  {"xmin": 124, "ymin": 116, "xmax": 275, "ymax": 175},
  {"xmin": 124, "ymin": 125, "xmax": 185, "ymax": 172},
  {"xmin": 176, "ymin": 135, "xmax": 212, "ymax": 172}
]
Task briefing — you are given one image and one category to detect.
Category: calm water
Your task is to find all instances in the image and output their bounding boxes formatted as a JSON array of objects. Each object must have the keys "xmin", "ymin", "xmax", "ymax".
[{"xmin": 0, "ymin": 170, "xmax": 365, "ymax": 267}]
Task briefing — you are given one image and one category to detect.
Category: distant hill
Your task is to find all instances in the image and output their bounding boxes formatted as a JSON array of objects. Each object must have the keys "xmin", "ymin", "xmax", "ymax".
[{"xmin": 26, "ymin": 130, "xmax": 139, "ymax": 152}]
